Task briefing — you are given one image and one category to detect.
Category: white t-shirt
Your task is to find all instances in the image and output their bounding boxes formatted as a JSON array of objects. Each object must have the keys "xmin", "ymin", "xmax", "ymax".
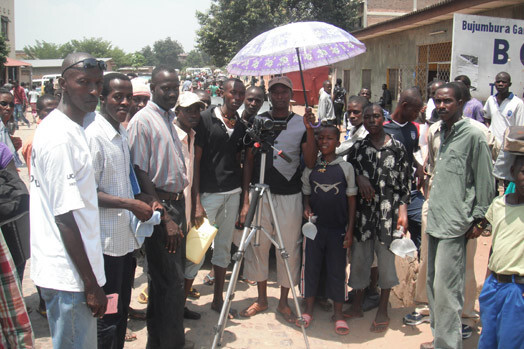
[
  {"xmin": 484, "ymin": 93, "xmax": 524, "ymax": 143},
  {"xmin": 28, "ymin": 90, "xmax": 39, "ymax": 104},
  {"xmin": 30, "ymin": 109, "xmax": 105, "ymax": 292}
]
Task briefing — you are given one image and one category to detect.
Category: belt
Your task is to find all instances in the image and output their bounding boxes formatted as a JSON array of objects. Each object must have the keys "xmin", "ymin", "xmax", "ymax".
[
  {"xmin": 156, "ymin": 189, "xmax": 184, "ymax": 201},
  {"xmin": 491, "ymin": 271, "xmax": 524, "ymax": 284}
]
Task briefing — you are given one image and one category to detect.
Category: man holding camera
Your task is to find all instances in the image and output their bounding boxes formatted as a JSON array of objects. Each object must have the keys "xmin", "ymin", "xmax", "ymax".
[{"xmin": 239, "ymin": 76, "xmax": 317, "ymax": 322}]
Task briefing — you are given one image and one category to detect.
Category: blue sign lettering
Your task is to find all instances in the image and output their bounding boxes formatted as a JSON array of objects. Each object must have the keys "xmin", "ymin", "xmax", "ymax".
[{"xmin": 493, "ymin": 39, "xmax": 509, "ymax": 64}]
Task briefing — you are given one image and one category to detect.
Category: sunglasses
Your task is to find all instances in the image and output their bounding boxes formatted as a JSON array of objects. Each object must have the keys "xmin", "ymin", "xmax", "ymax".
[
  {"xmin": 0, "ymin": 101, "xmax": 14, "ymax": 107},
  {"xmin": 62, "ymin": 58, "xmax": 107, "ymax": 76}
]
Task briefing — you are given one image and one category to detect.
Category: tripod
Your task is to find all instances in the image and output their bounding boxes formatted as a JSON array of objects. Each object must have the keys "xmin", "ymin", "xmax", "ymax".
[{"xmin": 211, "ymin": 148, "xmax": 310, "ymax": 348}]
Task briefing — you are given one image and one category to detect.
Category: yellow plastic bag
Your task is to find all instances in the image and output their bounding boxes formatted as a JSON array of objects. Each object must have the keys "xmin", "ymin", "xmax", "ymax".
[{"xmin": 186, "ymin": 218, "xmax": 218, "ymax": 264}]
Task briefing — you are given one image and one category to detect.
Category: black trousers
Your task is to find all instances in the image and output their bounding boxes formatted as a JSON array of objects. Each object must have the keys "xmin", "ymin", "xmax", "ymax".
[
  {"xmin": 97, "ymin": 252, "xmax": 136, "ymax": 349},
  {"xmin": 145, "ymin": 198, "xmax": 186, "ymax": 349},
  {"xmin": 334, "ymin": 102, "xmax": 344, "ymax": 126}
]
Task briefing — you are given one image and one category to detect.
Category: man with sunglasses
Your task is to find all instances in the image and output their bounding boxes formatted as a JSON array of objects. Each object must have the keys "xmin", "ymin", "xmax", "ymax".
[
  {"xmin": 127, "ymin": 66, "xmax": 193, "ymax": 348},
  {"xmin": 0, "ymin": 89, "xmax": 23, "ymax": 167},
  {"xmin": 30, "ymin": 52, "xmax": 107, "ymax": 349}
]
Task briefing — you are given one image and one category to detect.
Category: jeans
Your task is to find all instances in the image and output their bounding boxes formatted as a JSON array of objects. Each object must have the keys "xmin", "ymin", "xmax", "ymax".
[
  {"xmin": 97, "ymin": 253, "xmax": 136, "ymax": 349},
  {"xmin": 145, "ymin": 198, "xmax": 186, "ymax": 349},
  {"xmin": 13, "ymin": 104, "xmax": 30, "ymax": 126},
  {"xmin": 40, "ymin": 287, "xmax": 97, "ymax": 349}
]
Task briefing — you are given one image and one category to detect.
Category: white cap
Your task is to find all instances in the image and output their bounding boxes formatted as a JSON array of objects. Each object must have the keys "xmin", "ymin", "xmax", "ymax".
[{"xmin": 175, "ymin": 92, "xmax": 206, "ymax": 109}]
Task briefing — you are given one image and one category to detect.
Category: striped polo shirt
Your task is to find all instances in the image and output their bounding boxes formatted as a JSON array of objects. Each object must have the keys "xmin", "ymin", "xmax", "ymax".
[{"xmin": 127, "ymin": 101, "xmax": 188, "ymax": 193}]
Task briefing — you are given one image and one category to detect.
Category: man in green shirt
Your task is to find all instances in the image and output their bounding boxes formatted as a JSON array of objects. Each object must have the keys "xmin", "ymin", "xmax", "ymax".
[{"xmin": 421, "ymin": 83, "xmax": 496, "ymax": 349}]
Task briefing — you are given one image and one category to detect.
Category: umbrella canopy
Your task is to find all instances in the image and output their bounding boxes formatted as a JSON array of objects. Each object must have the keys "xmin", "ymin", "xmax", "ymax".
[{"xmin": 227, "ymin": 21, "xmax": 366, "ymax": 76}]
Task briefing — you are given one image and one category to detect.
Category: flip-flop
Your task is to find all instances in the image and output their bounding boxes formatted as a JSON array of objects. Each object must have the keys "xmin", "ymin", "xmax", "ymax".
[
  {"xmin": 125, "ymin": 329, "xmax": 137, "ymax": 342},
  {"xmin": 277, "ymin": 307, "xmax": 297, "ymax": 324},
  {"xmin": 188, "ymin": 287, "xmax": 201, "ymax": 299},
  {"xmin": 370, "ymin": 320, "xmax": 389, "ymax": 333},
  {"xmin": 203, "ymin": 274, "xmax": 215, "ymax": 286},
  {"xmin": 295, "ymin": 313, "xmax": 312, "ymax": 328},
  {"xmin": 335, "ymin": 319, "xmax": 350, "ymax": 335},
  {"xmin": 239, "ymin": 302, "xmax": 268, "ymax": 318}
]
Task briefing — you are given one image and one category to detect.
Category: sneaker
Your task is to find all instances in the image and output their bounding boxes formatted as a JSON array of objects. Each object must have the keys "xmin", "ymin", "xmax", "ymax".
[
  {"xmin": 404, "ymin": 311, "xmax": 430, "ymax": 325},
  {"xmin": 462, "ymin": 324, "xmax": 472, "ymax": 339}
]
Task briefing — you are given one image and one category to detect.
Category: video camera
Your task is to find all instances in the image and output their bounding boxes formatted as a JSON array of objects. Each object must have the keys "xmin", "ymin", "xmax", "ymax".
[{"xmin": 245, "ymin": 116, "xmax": 287, "ymax": 143}]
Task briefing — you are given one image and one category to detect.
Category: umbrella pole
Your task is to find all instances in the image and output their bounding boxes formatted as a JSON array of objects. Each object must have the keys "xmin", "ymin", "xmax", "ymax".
[
  {"xmin": 295, "ymin": 47, "xmax": 321, "ymax": 128},
  {"xmin": 295, "ymin": 47, "xmax": 309, "ymax": 109}
]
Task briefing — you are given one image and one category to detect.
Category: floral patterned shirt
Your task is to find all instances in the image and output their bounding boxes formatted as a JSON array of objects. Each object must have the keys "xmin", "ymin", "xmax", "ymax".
[{"xmin": 348, "ymin": 135, "xmax": 411, "ymax": 245}]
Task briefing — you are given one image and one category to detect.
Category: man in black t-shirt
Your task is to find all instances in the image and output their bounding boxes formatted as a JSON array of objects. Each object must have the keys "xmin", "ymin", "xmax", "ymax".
[
  {"xmin": 188, "ymin": 78, "xmax": 246, "ymax": 318},
  {"xmin": 239, "ymin": 76, "xmax": 317, "ymax": 323}
]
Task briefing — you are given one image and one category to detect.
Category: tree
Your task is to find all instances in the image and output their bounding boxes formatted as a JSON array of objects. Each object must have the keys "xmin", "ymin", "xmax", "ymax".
[
  {"xmin": 0, "ymin": 35, "xmax": 9, "ymax": 70},
  {"xmin": 67, "ymin": 37, "xmax": 132, "ymax": 68},
  {"xmin": 196, "ymin": 0, "xmax": 361, "ymax": 67},
  {"xmin": 23, "ymin": 40, "xmax": 64, "ymax": 59},
  {"xmin": 138, "ymin": 37, "xmax": 185, "ymax": 69},
  {"xmin": 183, "ymin": 49, "xmax": 211, "ymax": 68},
  {"xmin": 131, "ymin": 52, "xmax": 147, "ymax": 68},
  {"xmin": 23, "ymin": 37, "xmax": 133, "ymax": 68}
]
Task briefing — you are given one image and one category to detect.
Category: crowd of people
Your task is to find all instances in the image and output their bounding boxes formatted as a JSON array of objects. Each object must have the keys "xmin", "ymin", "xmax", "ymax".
[{"xmin": 0, "ymin": 51, "xmax": 522, "ymax": 349}]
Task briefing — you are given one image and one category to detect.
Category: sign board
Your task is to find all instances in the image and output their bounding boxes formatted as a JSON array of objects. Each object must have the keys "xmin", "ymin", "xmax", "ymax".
[{"xmin": 451, "ymin": 13, "xmax": 524, "ymax": 102}]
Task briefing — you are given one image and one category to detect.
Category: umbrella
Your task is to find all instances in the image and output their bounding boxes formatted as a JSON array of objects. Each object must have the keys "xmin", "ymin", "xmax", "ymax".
[{"xmin": 227, "ymin": 21, "xmax": 366, "ymax": 109}]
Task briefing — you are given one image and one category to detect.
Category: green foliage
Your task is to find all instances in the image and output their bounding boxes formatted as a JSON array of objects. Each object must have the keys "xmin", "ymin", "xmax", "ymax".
[
  {"xmin": 196, "ymin": 0, "xmax": 361, "ymax": 67},
  {"xmin": 0, "ymin": 35, "xmax": 9, "ymax": 68},
  {"xmin": 22, "ymin": 37, "xmax": 133, "ymax": 68},
  {"xmin": 183, "ymin": 49, "xmax": 211, "ymax": 69},
  {"xmin": 131, "ymin": 52, "xmax": 147, "ymax": 68},
  {"xmin": 138, "ymin": 37, "xmax": 185, "ymax": 69},
  {"xmin": 23, "ymin": 40, "xmax": 66, "ymax": 59}
]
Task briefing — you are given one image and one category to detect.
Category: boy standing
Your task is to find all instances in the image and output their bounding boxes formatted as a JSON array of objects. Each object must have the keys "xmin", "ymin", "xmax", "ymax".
[
  {"xmin": 477, "ymin": 154, "xmax": 524, "ymax": 349},
  {"xmin": 301, "ymin": 125, "xmax": 357, "ymax": 334},
  {"xmin": 345, "ymin": 103, "xmax": 411, "ymax": 332}
]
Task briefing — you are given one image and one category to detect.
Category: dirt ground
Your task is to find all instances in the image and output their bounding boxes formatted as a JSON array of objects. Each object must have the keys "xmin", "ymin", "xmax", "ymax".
[{"xmin": 14, "ymin": 113, "xmax": 490, "ymax": 349}]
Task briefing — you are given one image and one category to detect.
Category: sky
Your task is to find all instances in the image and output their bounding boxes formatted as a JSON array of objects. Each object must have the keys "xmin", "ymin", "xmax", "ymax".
[{"xmin": 15, "ymin": 0, "xmax": 212, "ymax": 53}]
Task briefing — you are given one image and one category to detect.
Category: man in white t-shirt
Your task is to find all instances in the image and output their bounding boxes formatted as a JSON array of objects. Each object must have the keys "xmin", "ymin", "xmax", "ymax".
[
  {"xmin": 30, "ymin": 52, "xmax": 107, "ymax": 349},
  {"xmin": 483, "ymin": 72, "xmax": 524, "ymax": 144},
  {"xmin": 318, "ymin": 80, "xmax": 335, "ymax": 124}
]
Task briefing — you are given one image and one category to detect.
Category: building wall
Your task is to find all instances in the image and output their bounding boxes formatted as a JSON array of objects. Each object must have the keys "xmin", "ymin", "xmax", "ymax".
[
  {"xmin": 334, "ymin": 3, "xmax": 524, "ymax": 105},
  {"xmin": 0, "ymin": 0, "xmax": 14, "ymax": 58}
]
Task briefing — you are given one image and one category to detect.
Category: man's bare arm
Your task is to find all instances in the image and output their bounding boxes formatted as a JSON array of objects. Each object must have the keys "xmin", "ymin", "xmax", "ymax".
[{"xmin": 55, "ymin": 212, "xmax": 107, "ymax": 317}]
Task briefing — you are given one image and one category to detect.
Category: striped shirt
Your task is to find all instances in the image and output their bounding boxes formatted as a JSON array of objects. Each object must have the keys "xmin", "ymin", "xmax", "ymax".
[
  {"xmin": 127, "ymin": 101, "xmax": 188, "ymax": 193},
  {"xmin": 85, "ymin": 113, "xmax": 139, "ymax": 256},
  {"xmin": 0, "ymin": 231, "xmax": 34, "ymax": 348}
]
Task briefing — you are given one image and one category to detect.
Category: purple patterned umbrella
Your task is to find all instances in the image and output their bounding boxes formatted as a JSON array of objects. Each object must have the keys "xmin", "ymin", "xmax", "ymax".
[{"xmin": 227, "ymin": 21, "xmax": 366, "ymax": 108}]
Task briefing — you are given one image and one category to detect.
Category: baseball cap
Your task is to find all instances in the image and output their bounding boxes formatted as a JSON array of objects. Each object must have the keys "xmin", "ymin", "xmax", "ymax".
[
  {"xmin": 131, "ymin": 78, "xmax": 151, "ymax": 97},
  {"xmin": 268, "ymin": 76, "xmax": 293, "ymax": 91},
  {"xmin": 175, "ymin": 92, "xmax": 206, "ymax": 109}
]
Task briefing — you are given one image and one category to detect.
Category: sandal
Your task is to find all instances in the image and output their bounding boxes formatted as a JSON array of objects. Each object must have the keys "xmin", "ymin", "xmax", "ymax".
[
  {"xmin": 239, "ymin": 302, "xmax": 268, "ymax": 318},
  {"xmin": 137, "ymin": 287, "xmax": 148, "ymax": 304},
  {"xmin": 370, "ymin": 319, "xmax": 390, "ymax": 333},
  {"xmin": 125, "ymin": 328, "xmax": 137, "ymax": 342},
  {"xmin": 188, "ymin": 287, "xmax": 200, "ymax": 299},
  {"xmin": 295, "ymin": 313, "xmax": 312, "ymax": 328},
  {"xmin": 277, "ymin": 307, "xmax": 297, "ymax": 324},
  {"xmin": 335, "ymin": 319, "xmax": 350, "ymax": 335},
  {"xmin": 203, "ymin": 274, "xmax": 215, "ymax": 286}
]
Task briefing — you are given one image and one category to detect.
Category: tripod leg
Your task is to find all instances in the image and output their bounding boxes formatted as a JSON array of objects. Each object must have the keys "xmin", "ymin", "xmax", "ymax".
[
  {"xmin": 211, "ymin": 186, "xmax": 263, "ymax": 348},
  {"xmin": 264, "ymin": 190, "xmax": 310, "ymax": 349}
]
